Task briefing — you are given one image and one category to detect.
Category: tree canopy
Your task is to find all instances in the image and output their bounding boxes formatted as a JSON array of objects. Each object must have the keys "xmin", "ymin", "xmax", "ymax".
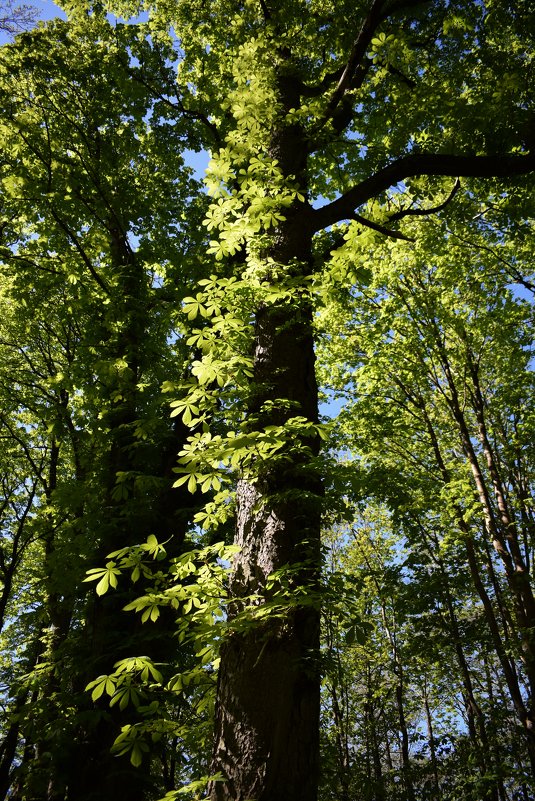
[{"xmin": 0, "ymin": 1, "xmax": 534, "ymax": 800}]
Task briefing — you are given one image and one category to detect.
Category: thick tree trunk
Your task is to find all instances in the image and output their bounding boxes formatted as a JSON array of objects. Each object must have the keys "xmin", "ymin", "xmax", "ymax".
[
  {"xmin": 210, "ymin": 304, "xmax": 322, "ymax": 801},
  {"xmin": 210, "ymin": 74, "xmax": 322, "ymax": 800}
]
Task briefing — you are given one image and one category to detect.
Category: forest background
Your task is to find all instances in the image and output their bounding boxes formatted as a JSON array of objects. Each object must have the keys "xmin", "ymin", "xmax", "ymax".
[{"xmin": 0, "ymin": 1, "xmax": 534, "ymax": 800}]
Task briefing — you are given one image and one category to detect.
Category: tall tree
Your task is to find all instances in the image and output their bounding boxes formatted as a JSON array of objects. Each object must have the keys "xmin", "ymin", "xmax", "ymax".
[
  {"xmin": 0, "ymin": 14, "xmax": 207, "ymax": 799},
  {"xmin": 318, "ymin": 197, "xmax": 535, "ymax": 791},
  {"xmin": 82, "ymin": 1, "xmax": 534, "ymax": 798},
  {"xmin": 1, "ymin": 0, "xmax": 533, "ymax": 798}
]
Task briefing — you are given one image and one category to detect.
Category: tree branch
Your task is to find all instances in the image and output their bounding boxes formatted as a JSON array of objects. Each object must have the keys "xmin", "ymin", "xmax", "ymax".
[
  {"xmin": 319, "ymin": 211, "xmax": 412, "ymax": 260},
  {"xmin": 0, "ymin": 0, "xmax": 38, "ymax": 35},
  {"xmin": 383, "ymin": 60, "xmax": 417, "ymax": 89},
  {"xmin": 48, "ymin": 207, "xmax": 111, "ymax": 295},
  {"xmin": 259, "ymin": 0, "xmax": 271, "ymax": 21},
  {"xmin": 129, "ymin": 66, "xmax": 221, "ymax": 146},
  {"xmin": 389, "ymin": 177, "xmax": 461, "ymax": 222},
  {"xmin": 351, "ymin": 212, "xmax": 415, "ymax": 241},
  {"xmin": 312, "ymin": 152, "xmax": 535, "ymax": 233},
  {"xmin": 380, "ymin": 0, "xmax": 432, "ymax": 18},
  {"xmin": 298, "ymin": 66, "xmax": 345, "ymax": 99},
  {"xmin": 314, "ymin": 0, "xmax": 430, "ymax": 126},
  {"xmin": 318, "ymin": 0, "xmax": 386, "ymax": 127},
  {"xmin": 447, "ymin": 226, "xmax": 535, "ymax": 296}
]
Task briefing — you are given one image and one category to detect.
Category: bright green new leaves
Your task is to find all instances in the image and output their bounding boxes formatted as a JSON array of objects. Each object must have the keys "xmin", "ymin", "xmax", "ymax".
[
  {"xmin": 83, "ymin": 562, "xmax": 122, "ymax": 596},
  {"xmin": 84, "ymin": 537, "xmax": 238, "ymax": 642},
  {"xmin": 204, "ymin": 151, "xmax": 304, "ymax": 260},
  {"xmin": 86, "ymin": 657, "xmax": 163, "ymax": 703},
  {"xmin": 86, "ymin": 674, "xmax": 119, "ymax": 702},
  {"xmin": 83, "ymin": 535, "xmax": 169, "ymax": 593},
  {"xmin": 2, "ymin": 0, "xmax": 532, "ymax": 796},
  {"xmin": 174, "ymin": 418, "xmax": 324, "ymax": 489},
  {"xmin": 82, "ymin": 538, "xmax": 240, "ymax": 768},
  {"xmin": 166, "ymin": 266, "xmax": 325, "ymax": 534}
]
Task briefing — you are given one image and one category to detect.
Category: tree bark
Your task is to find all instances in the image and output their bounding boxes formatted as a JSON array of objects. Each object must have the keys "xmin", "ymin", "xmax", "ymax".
[
  {"xmin": 210, "ymin": 304, "xmax": 322, "ymax": 801},
  {"xmin": 422, "ymin": 680, "xmax": 440, "ymax": 799},
  {"xmin": 210, "ymin": 73, "xmax": 322, "ymax": 801}
]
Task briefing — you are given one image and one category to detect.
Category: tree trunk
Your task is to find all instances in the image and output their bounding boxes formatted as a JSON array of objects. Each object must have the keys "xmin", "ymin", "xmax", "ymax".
[
  {"xmin": 64, "ymin": 228, "xmax": 192, "ymax": 801},
  {"xmin": 422, "ymin": 681, "xmax": 440, "ymax": 799},
  {"xmin": 331, "ymin": 680, "xmax": 352, "ymax": 801},
  {"xmin": 421, "ymin": 359, "xmax": 535, "ymax": 775},
  {"xmin": 210, "ymin": 305, "xmax": 322, "ymax": 801},
  {"xmin": 210, "ymin": 74, "xmax": 322, "ymax": 801},
  {"xmin": 365, "ymin": 669, "xmax": 385, "ymax": 801}
]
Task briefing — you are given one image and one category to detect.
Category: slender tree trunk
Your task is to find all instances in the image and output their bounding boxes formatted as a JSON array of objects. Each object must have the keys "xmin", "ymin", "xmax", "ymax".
[
  {"xmin": 418, "ymin": 407, "xmax": 510, "ymax": 794},
  {"xmin": 422, "ymin": 681, "xmax": 440, "ymax": 799},
  {"xmin": 22, "ymin": 437, "xmax": 77, "ymax": 801},
  {"xmin": 441, "ymin": 554, "xmax": 500, "ymax": 800},
  {"xmin": 331, "ymin": 681, "xmax": 352, "ymax": 801},
  {"xmin": 0, "ymin": 485, "xmax": 36, "ymax": 633},
  {"xmin": 368, "ymin": 706, "xmax": 385, "ymax": 801},
  {"xmin": 362, "ymin": 664, "xmax": 385, "ymax": 801},
  {"xmin": 375, "ymin": 594, "xmax": 414, "ymax": 801},
  {"xmin": 467, "ymin": 356, "xmax": 535, "ymax": 708},
  {"xmin": 420, "ymin": 366, "xmax": 535, "ymax": 775},
  {"xmin": 0, "ymin": 638, "xmax": 42, "ymax": 799},
  {"xmin": 395, "ymin": 672, "xmax": 415, "ymax": 801},
  {"xmin": 363, "ymin": 686, "xmax": 372, "ymax": 791},
  {"xmin": 9, "ymin": 686, "xmax": 41, "ymax": 801},
  {"xmin": 0, "ymin": 721, "xmax": 20, "ymax": 799}
]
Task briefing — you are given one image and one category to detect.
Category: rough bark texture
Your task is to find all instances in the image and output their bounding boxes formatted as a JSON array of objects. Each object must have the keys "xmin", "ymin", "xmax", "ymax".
[
  {"xmin": 210, "ymin": 71, "xmax": 322, "ymax": 800},
  {"xmin": 210, "ymin": 302, "xmax": 322, "ymax": 801}
]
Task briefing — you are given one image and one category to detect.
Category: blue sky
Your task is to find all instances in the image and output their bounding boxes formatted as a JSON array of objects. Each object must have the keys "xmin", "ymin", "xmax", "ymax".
[
  {"xmin": 36, "ymin": 0, "xmax": 65, "ymax": 19},
  {"xmin": 0, "ymin": 0, "xmax": 64, "ymax": 44}
]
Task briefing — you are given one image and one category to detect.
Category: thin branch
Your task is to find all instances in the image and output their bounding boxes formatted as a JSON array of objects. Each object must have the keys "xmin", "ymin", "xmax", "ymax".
[
  {"xmin": 320, "ymin": 214, "xmax": 412, "ymax": 261},
  {"xmin": 48, "ymin": 208, "xmax": 111, "ymax": 296},
  {"xmin": 318, "ymin": 0, "xmax": 386, "ymax": 128},
  {"xmin": 380, "ymin": 0, "xmax": 433, "ymax": 17},
  {"xmin": 130, "ymin": 67, "xmax": 221, "ymax": 147},
  {"xmin": 312, "ymin": 151, "xmax": 535, "ymax": 233},
  {"xmin": 384, "ymin": 60, "xmax": 417, "ymax": 89},
  {"xmin": 172, "ymin": 95, "xmax": 222, "ymax": 147},
  {"xmin": 351, "ymin": 212, "xmax": 415, "ymax": 241},
  {"xmin": 0, "ymin": 415, "xmax": 47, "ymax": 489},
  {"xmin": 389, "ymin": 177, "xmax": 461, "ymax": 222},
  {"xmin": 259, "ymin": 0, "xmax": 271, "ymax": 21},
  {"xmin": 447, "ymin": 226, "xmax": 535, "ymax": 295},
  {"xmin": 298, "ymin": 66, "xmax": 346, "ymax": 99},
  {"xmin": 0, "ymin": 1, "xmax": 38, "ymax": 35},
  {"xmin": 5, "ymin": 254, "xmax": 62, "ymax": 277}
]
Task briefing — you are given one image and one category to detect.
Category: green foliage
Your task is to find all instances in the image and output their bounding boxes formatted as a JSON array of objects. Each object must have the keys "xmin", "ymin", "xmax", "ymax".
[
  {"xmin": 80, "ymin": 538, "xmax": 235, "ymax": 766},
  {"xmin": 0, "ymin": 10, "xmax": 211, "ymax": 798},
  {"xmin": 0, "ymin": 0, "xmax": 534, "ymax": 799}
]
